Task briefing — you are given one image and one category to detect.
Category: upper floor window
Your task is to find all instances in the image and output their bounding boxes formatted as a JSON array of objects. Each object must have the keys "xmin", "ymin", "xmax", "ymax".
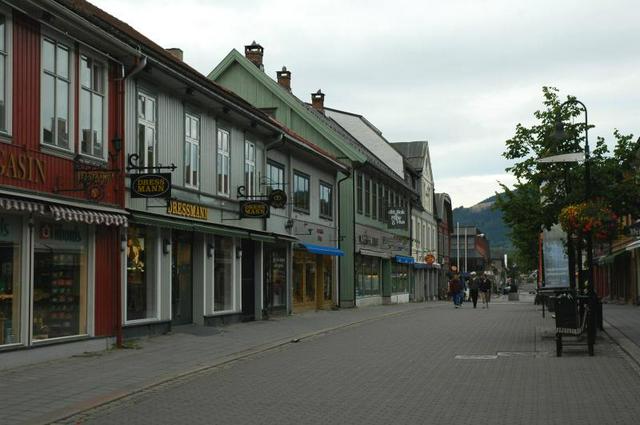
[
  {"xmin": 293, "ymin": 171, "xmax": 310, "ymax": 213},
  {"xmin": 379, "ymin": 185, "xmax": 385, "ymax": 222},
  {"xmin": 244, "ymin": 141, "xmax": 256, "ymax": 196},
  {"xmin": 266, "ymin": 160, "xmax": 285, "ymax": 192},
  {"xmin": 364, "ymin": 177, "xmax": 371, "ymax": 217},
  {"xmin": 42, "ymin": 38, "xmax": 71, "ymax": 150},
  {"xmin": 80, "ymin": 55, "xmax": 106, "ymax": 159},
  {"xmin": 137, "ymin": 92, "xmax": 156, "ymax": 168},
  {"xmin": 372, "ymin": 181, "xmax": 378, "ymax": 220},
  {"xmin": 217, "ymin": 128, "xmax": 230, "ymax": 196},
  {"xmin": 320, "ymin": 182, "xmax": 333, "ymax": 219},
  {"xmin": 0, "ymin": 12, "xmax": 11, "ymax": 134},
  {"xmin": 184, "ymin": 113, "xmax": 200, "ymax": 188},
  {"xmin": 356, "ymin": 172, "xmax": 363, "ymax": 214}
]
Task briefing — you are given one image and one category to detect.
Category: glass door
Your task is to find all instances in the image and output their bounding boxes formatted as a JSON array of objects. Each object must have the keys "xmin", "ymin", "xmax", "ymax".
[{"xmin": 171, "ymin": 231, "xmax": 192, "ymax": 325}]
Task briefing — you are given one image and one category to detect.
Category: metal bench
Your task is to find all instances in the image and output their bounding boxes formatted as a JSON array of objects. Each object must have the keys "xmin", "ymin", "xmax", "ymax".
[{"xmin": 555, "ymin": 293, "xmax": 594, "ymax": 357}]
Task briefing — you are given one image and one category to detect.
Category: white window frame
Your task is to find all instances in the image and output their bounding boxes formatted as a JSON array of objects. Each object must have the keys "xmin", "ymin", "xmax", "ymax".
[
  {"xmin": 40, "ymin": 34, "xmax": 74, "ymax": 152},
  {"xmin": 78, "ymin": 50, "xmax": 108, "ymax": 161},
  {"xmin": 244, "ymin": 140, "xmax": 256, "ymax": 197},
  {"xmin": 217, "ymin": 128, "xmax": 230, "ymax": 197},
  {"xmin": 266, "ymin": 160, "xmax": 285, "ymax": 193},
  {"xmin": 137, "ymin": 91, "xmax": 157, "ymax": 168},
  {"xmin": 184, "ymin": 112, "xmax": 200, "ymax": 189},
  {"xmin": 0, "ymin": 7, "xmax": 12, "ymax": 137},
  {"xmin": 319, "ymin": 181, "xmax": 333, "ymax": 220}
]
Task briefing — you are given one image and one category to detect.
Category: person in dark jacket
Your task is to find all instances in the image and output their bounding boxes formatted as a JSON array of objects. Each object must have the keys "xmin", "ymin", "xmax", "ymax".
[
  {"xmin": 479, "ymin": 273, "xmax": 491, "ymax": 308},
  {"xmin": 468, "ymin": 271, "xmax": 479, "ymax": 308},
  {"xmin": 448, "ymin": 274, "xmax": 463, "ymax": 308}
]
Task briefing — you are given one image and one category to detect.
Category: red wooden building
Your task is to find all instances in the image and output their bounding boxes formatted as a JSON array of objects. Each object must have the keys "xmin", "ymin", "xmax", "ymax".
[{"xmin": 0, "ymin": 1, "xmax": 129, "ymax": 356}]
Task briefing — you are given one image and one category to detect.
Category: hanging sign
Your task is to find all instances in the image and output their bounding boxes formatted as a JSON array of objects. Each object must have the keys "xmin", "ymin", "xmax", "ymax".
[
  {"xmin": 425, "ymin": 254, "xmax": 435, "ymax": 264},
  {"xmin": 387, "ymin": 207, "xmax": 407, "ymax": 229},
  {"xmin": 268, "ymin": 189, "xmax": 287, "ymax": 209},
  {"xmin": 240, "ymin": 200, "xmax": 271, "ymax": 218},
  {"xmin": 131, "ymin": 173, "xmax": 172, "ymax": 199}
]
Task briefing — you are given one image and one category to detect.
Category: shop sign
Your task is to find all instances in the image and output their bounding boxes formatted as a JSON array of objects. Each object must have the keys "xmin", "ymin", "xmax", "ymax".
[
  {"xmin": 240, "ymin": 200, "xmax": 271, "ymax": 218},
  {"xmin": 268, "ymin": 189, "xmax": 287, "ymax": 209},
  {"xmin": 625, "ymin": 221, "xmax": 640, "ymax": 237},
  {"xmin": 0, "ymin": 150, "xmax": 46, "ymax": 184},
  {"xmin": 387, "ymin": 208, "xmax": 407, "ymax": 229},
  {"xmin": 38, "ymin": 223, "xmax": 83, "ymax": 242},
  {"xmin": 167, "ymin": 199, "xmax": 208, "ymax": 220},
  {"xmin": 358, "ymin": 234, "xmax": 379, "ymax": 247},
  {"xmin": 131, "ymin": 173, "xmax": 172, "ymax": 199},
  {"xmin": 425, "ymin": 254, "xmax": 435, "ymax": 264}
]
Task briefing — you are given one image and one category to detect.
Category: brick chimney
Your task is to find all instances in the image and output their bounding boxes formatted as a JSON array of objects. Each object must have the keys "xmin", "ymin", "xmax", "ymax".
[
  {"xmin": 244, "ymin": 41, "xmax": 264, "ymax": 70},
  {"xmin": 311, "ymin": 90, "xmax": 325, "ymax": 113},
  {"xmin": 276, "ymin": 66, "xmax": 291, "ymax": 91},
  {"xmin": 166, "ymin": 48, "xmax": 183, "ymax": 61}
]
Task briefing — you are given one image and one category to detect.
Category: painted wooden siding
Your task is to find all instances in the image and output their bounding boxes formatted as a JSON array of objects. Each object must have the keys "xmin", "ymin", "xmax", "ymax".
[
  {"xmin": 94, "ymin": 226, "xmax": 120, "ymax": 336},
  {"xmin": 1, "ymin": 13, "xmax": 123, "ymax": 207}
]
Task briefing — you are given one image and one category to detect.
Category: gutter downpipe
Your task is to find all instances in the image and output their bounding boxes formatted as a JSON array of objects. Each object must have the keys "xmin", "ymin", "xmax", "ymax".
[{"xmin": 339, "ymin": 161, "xmax": 364, "ymax": 308}]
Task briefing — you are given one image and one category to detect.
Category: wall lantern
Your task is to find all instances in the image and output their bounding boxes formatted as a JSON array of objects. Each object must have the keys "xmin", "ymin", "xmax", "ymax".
[
  {"xmin": 207, "ymin": 243, "xmax": 214, "ymax": 258},
  {"xmin": 163, "ymin": 238, "xmax": 171, "ymax": 255}
]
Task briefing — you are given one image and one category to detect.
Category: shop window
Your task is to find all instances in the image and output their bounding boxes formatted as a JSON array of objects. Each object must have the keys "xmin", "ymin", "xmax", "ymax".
[
  {"xmin": 264, "ymin": 246, "xmax": 286, "ymax": 308},
  {"xmin": 41, "ymin": 37, "xmax": 71, "ymax": 150},
  {"xmin": 214, "ymin": 236, "xmax": 234, "ymax": 312},
  {"xmin": 79, "ymin": 54, "xmax": 107, "ymax": 159},
  {"xmin": 0, "ymin": 216, "xmax": 21, "ymax": 346},
  {"xmin": 185, "ymin": 113, "xmax": 200, "ymax": 188},
  {"xmin": 319, "ymin": 181, "xmax": 333, "ymax": 219},
  {"xmin": 32, "ymin": 222, "xmax": 88, "ymax": 341},
  {"xmin": 217, "ymin": 129, "xmax": 230, "ymax": 196},
  {"xmin": 244, "ymin": 141, "xmax": 256, "ymax": 196},
  {"xmin": 293, "ymin": 171, "xmax": 310, "ymax": 213},
  {"xmin": 392, "ymin": 263, "xmax": 409, "ymax": 294},
  {"xmin": 355, "ymin": 255, "xmax": 381, "ymax": 297},
  {"xmin": 323, "ymin": 256, "xmax": 333, "ymax": 301},
  {"xmin": 126, "ymin": 225, "xmax": 158, "ymax": 321},
  {"xmin": 137, "ymin": 92, "xmax": 156, "ymax": 168},
  {"xmin": 0, "ymin": 11, "xmax": 12, "ymax": 135},
  {"xmin": 266, "ymin": 160, "xmax": 285, "ymax": 193}
]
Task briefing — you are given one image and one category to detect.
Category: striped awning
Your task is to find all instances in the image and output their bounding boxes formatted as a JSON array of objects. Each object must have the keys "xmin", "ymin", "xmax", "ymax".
[
  {"xmin": 0, "ymin": 197, "xmax": 47, "ymax": 214},
  {"xmin": 49, "ymin": 205, "xmax": 128, "ymax": 226}
]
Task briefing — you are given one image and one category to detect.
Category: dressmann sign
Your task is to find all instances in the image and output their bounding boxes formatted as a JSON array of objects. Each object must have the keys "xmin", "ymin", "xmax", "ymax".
[{"xmin": 130, "ymin": 173, "xmax": 172, "ymax": 199}]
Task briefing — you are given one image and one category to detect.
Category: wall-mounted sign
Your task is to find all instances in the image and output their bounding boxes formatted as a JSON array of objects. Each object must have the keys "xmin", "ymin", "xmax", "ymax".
[
  {"xmin": 387, "ymin": 208, "xmax": 407, "ymax": 229},
  {"xmin": 167, "ymin": 199, "xmax": 208, "ymax": 220},
  {"xmin": 425, "ymin": 254, "xmax": 435, "ymax": 265},
  {"xmin": 625, "ymin": 221, "xmax": 640, "ymax": 237},
  {"xmin": 0, "ymin": 150, "xmax": 46, "ymax": 184},
  {"xmin": 268, "ymin": 189, "xmax": 287, "ymax": 209},
  {"xmin": 131, "ymin": 173, "xmax": 172, "ymax": 199},
  {"xmin": 240, "ymin": 201, "xmax": 271, "ymax": 218}
]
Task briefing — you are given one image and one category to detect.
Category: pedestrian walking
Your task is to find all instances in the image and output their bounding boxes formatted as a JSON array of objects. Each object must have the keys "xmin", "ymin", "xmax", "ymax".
[
  {"xmin": 468, "ymin": 271, "xmax": 479, "ymax": 308},
  {"xmin": 448, "ymin": 274, "xmax": 463, "ymax": 308},
  {"xmin": 479, "ymin": 272, "xmax": 491, "ymax": 308}
]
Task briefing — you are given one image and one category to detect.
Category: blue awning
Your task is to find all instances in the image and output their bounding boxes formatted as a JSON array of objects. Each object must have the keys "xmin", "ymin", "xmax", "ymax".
[
  {"xmin": 394, "ymin": 255, "xmax": 415, "ymax": 264},
  {"xmin": 300, "ymin": 243, "xmax": 344, "ymax": 256}
]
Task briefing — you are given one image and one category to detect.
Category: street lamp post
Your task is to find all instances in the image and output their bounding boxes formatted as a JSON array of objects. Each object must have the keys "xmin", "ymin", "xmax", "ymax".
[{"xmin": 554, "ymin": 98, "xmax": 597, "ymax": 352}]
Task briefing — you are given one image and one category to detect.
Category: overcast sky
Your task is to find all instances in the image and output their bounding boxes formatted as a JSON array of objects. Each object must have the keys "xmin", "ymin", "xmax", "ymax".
[{"xmin": 92, "ymin": 0, "xmax": 640, "ymax": 208}]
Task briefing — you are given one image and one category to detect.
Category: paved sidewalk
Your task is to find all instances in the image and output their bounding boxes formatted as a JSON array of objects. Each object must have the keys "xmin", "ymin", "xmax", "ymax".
[
  {"xmin": 603, "ymin": 303, "xmax": 640, "ymax": 348},
  {"xmin": 0, "ymin": 302, "xmax": 429, "ymax": 425}
]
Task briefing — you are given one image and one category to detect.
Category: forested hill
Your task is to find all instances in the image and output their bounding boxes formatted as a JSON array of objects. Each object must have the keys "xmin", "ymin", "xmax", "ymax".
[{"xmin": 452, "ymin": 194, "xmax": 511, "ymax": 255}]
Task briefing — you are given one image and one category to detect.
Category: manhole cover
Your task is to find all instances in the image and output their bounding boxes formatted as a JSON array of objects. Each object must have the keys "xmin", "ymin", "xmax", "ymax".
[{"xmin": 454, "ymin": 354, "xmax": 498, "ymax": 360}]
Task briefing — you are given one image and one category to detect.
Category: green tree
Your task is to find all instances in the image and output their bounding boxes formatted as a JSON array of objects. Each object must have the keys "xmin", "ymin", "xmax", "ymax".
[{"xmin": 495, "ymin": 87, "xmax": 640, "ymax": 272}]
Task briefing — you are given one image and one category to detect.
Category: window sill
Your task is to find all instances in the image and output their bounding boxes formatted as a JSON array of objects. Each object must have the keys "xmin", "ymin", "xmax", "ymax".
[
  {"xmin": 293, "ymin": 208, "xmax": 310, "ymax": 215},
  {"xmin": 40, "ymin": 144, "xmax": 76, "ymax": 160},
  {"xmin": 319, "ymin": 215, "xmax": 333, "ymax": 222},
  {"xmin": 0, "ymin": 133, "xmax": 13, "ymax": 144},
  {"xmin": 76, "ymin": 152, "xmax": 109, "ymax": 166}
]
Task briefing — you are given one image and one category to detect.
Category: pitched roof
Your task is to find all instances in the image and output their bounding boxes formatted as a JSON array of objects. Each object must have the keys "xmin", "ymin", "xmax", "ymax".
[{"xmin": 208, "ymin": 49, "xmax": 367, "ymax": 164}]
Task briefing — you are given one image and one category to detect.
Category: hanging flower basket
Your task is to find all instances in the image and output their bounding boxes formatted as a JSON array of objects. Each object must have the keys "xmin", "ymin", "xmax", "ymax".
[{"xmin": 559, "ymin": 200, "xmax": 618, "ymax": 241}]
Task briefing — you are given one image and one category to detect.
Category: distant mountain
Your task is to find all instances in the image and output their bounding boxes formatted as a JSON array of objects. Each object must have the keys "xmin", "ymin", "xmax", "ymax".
[{"xmin": 452, "ymin": 194, "xmax": 511, "ymax": 256}]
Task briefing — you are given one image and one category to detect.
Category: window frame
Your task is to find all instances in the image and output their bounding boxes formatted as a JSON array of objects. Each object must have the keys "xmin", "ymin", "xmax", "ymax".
[
  {"xmin": 217, "ymin": 128, "xmax": 231, "ymax": 197},
  {"xmin": 0, "ymin": 8, "xmax": 12, "ymax": 137},
  {"xmin": 364, "ymin": 177, "xmax": 371, "ymax": 217},
  {"xmin": 136, "ymin": 90, "xmax": 157, "ymax": 168},
  {"xmin": 319, "ymin": 181, "xmax": 333, "ymax": 220},
  {"xmin": 293, "ymin": 170, "xmax": 310, "ymax": 213},
  {"xmin": 184, "ymin": 112, "xmax": 200, "ymax": 189},
  {"xmin": 356, "ymin": 172, "xmax": 363, "ymax": 215},
  {"xmin": 244, "ymin": 140, "xmax": 256, "ymax": 197},
  {"xmin": 78, "ymin": 50, "xmax": 108, "ymax": 161},
  {"xmin": 266, "ymin": 160, "xmax": 285, "ymax": 193},
  {"xmin": 40, "ymin": 34, "xmax": 74, "ymax": 152}
]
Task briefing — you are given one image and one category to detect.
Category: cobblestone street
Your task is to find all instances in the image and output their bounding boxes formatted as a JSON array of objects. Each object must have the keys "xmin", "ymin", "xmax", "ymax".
[{"xmin": 30, "ymin": 296, "xmax": 640, "ymax": 425}]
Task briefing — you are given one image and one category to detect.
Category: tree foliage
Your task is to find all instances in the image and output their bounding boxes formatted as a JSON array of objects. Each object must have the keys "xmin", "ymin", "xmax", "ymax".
[{"xmin": 495, "ymin": 87, "xmax": 640, "ymax": 270}]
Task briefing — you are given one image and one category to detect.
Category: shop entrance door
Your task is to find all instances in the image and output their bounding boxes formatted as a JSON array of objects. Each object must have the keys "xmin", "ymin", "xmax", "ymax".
[
  {"xmin": 171, "ymin": 231, "xmax": 193, "ymax": 325},
  {"xmin": 293, "ymin": 251, "xmax": 320, "ymax": 311},
  {"xmin": 241, "ymin": 239, "xmax": 255, "ymax": 321}
]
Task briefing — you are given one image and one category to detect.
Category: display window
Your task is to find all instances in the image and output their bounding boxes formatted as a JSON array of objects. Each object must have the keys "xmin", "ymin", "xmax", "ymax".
[
  {"xmin": 0, "ymin": 215, "xmax": 21, "ymax": 346},
  {"xmin": 322, "ymin": 256, "xmax": 333, "ymax": 302},
  {"xmin": 214, "ymin": 236, "xmax": 234, "ymax": 312},
  {"xmin": 356, "ymin": 254, "xmax": 381, "ymax": 297},
  {"xmin": 392, "ymin": 263, "xmax": 410, "ymax": 294},
  {"xmin": 126, "ymin": 225, "xmax": 158, "ymax": 322},
  {"xmin": 32, "ymin": 221, "xmax": 88, "ymax": 341}
]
